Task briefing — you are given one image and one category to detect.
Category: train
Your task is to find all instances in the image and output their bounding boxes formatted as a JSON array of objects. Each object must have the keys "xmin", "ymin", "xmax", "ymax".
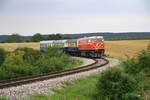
[{"xmin": 40, "ymin": 36, "xmax": 105, "ymax": 58}]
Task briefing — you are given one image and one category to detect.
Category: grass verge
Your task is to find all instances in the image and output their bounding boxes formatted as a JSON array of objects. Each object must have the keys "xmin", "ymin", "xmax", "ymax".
[{"xmin": 30, "ymin": 75, "xmax": 99, "ymax": 100}]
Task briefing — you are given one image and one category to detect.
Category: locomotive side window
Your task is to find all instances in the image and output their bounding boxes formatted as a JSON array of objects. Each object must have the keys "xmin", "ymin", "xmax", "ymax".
[{"xmin": 97, "ymin": 39, "xmax": 104, "ymax": 42}]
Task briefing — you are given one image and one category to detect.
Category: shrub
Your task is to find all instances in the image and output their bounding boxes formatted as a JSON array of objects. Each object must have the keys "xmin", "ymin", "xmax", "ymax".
[
  {"xmin": 35, "ymin": 53, "xmax": 81, "ymax": 74},
  {"xmin": 95, "ymin": 68, "xmax": 138, "ymax": 100},
  {"xmin": 123, "ymin": 44, "xmax": 150, "ymax": 75},
  {"xmin": 4, "ymin": 50, "xmax": 25, "ymax": 65},
  {"xmin": 137, "ymin": 49, "xmax": 150, "ymax": 72},
  {"xmin": 44, "ymin": 46, "xmax": 62, "ymax": 57},
  {"xmin": 0, "ymin": 48, "xmax": 7, "ymax": 65},
  {"xmin": 0, "ymin": 63, "xmax": 38, "ymax": 80},
  {"xmin": 0, "ymin": 47, "xmax": 81, "ymax": 80},
  {"xmin": 119, "ymin": 44, "xmax": 150, "ymax": 99},
  {"xmin": 124, "ymin": 93, "xmax": 143, "ymax": 100},
  {"xmin": 35, "ymin": 57, "xmax": 56, "ymax": 73},
  {"xmin": 122, "ymin": 58, "xmax": 140, "ymax": 75},
  {"xmin": 4, "ymin": 51, "xmax": 24, "ymax": 65},
  {"xmin": 15, "ymin": 48, "xmax": 41, "ymax": 63}
]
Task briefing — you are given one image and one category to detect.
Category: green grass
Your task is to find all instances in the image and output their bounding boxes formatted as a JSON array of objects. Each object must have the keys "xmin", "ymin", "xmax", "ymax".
[
  {"xmin": 31, "ymin": 75, "xmax": 98, "ymax": 100},
  {"xmin": 0, "ymin": 97, "xmax": 8, "ymax": 100}
]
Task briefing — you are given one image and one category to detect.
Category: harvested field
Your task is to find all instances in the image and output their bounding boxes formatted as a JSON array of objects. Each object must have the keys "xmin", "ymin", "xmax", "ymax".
[
  {"xmin": 105, "ymin": 40, "xmax": 150, "ymax": 57},
  {"xmin": 0, "ymin": 42, "xmax": 39, "ymax": 51},
  {"xmin": 0, "ymin": 40, "xmax": 149, "ymax": 57}
]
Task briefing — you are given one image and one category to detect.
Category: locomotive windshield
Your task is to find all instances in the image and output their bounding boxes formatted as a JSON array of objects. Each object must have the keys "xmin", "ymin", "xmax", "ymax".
[{"xmin": 88, "ymin": 38, "xmax": 104, "ymax": 44}]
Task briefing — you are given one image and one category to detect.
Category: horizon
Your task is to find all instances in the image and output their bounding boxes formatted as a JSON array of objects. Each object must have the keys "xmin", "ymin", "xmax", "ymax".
[
  {"xmin": 0, "ymin": 0, "xmax": 150, "ymax": 35},
  {"xmin": 0, "ymin": 32, "xmax": 150, "ymax": 36}
]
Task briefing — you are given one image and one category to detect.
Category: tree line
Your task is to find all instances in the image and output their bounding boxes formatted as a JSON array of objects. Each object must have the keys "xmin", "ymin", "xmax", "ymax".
[
  {"xmin": 1, "ymin": 33, "xmax": 68, "ymax": 43},
  {"xmin": 1, "ymin": 32, "xmax": 150, "ymax": 43}
]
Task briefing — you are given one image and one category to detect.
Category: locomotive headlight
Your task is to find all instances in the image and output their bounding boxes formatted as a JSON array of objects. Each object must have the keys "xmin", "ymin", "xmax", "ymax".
[{"xmin": 88, "ymin": 40, "xmax": 91, "ymax": 43}]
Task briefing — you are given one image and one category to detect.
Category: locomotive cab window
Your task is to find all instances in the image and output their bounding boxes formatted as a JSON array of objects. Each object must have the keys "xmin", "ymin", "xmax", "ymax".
[{"xmin": 88, "ymin": 39, "xmax": 97, "ymax": 44}]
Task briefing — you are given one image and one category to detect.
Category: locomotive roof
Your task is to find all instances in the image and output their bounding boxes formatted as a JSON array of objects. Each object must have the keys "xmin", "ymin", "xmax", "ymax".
[
  {"xmin": 40, "ymin": 36, "xmax": 103, "ymax": 43},
  {"xmin": 40, "ymin": 40, "xmax": 53, "ymax": 43},
  {"xmin": 78, "ymin": 36, "xmax": 103, "ymax": 40},
  {"xmin": 40, "ymin": 40, "xmax": 67, "ymax": 43}
]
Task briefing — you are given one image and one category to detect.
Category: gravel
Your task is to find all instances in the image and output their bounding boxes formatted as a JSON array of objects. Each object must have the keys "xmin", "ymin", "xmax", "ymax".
[
  {"xmin": 0, "ymin": 57, "xmax": 119, "ymax": 100},
  {"xmin": 72, "ymin": 57, "xmax": 96, "ymax": 67}
]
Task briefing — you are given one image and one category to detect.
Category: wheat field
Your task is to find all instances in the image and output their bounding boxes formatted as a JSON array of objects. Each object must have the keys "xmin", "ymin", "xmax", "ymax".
[
  {"xmin": 105, "ymin": 40, "xmax": 150, "ymax": 57},
  {"xmin": 0, "ymin": 42, "xmax": 39, "ymax": 51},
  {"xmin": 0, "ymin": 40, "xmax": 150, "ymax": 57}
]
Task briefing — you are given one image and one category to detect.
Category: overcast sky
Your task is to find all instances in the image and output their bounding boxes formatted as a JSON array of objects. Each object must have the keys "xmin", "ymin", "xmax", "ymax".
[{"xmin": 0, "ymin": 0, "xmax": 150, "ymax": 35}]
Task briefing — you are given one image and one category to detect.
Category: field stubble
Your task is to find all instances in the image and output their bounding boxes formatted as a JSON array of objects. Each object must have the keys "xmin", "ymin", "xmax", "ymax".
[{"xmin": 0, "ymin": 40, "xmax": 149, "ymax": 57}]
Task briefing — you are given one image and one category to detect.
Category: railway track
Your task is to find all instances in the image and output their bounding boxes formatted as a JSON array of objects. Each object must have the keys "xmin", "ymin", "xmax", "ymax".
[{"xmin": 0, "ymin": 58, "xmax": 109, "ymax": 89}]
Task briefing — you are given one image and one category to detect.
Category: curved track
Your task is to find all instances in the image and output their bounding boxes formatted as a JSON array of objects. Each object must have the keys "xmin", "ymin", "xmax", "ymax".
[{"xmin": 0, "ymin": 58, "xmax": 109, "ymax": 89}]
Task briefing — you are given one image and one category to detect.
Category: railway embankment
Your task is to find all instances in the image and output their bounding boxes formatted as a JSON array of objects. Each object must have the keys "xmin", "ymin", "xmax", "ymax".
[{"xmin": 0, "ymin": 57, "xmax": 119, "ymax": 100}]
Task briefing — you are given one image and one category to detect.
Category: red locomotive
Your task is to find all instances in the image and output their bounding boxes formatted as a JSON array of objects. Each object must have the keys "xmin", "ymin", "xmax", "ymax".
[
  {"xmin": 40, "ymin": 36, "xmax": 105, "ymax": 58},
  {"xmin": 77, "ymin": 36, "xmax": 105, "ymax": 57}
]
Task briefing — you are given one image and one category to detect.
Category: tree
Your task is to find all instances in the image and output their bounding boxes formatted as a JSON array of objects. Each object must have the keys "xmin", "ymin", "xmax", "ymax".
[
  {"xmin": 48, "ymin": 33, "xmax": 63, "ymax": 40},
  {"xmin": 4, "ymin": 33, "xmax": 22, "ymax": 43},
  {"xmin": 55, "ymin": 33, "xmax": 63, "ymax": 40},
  {"xmin": 31, "ymin": 33, "xmax": 43, "ymax": 42}
]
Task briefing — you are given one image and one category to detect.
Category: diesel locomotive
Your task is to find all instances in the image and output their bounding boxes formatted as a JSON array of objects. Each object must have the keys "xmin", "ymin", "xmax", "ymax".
[{"xmin": 40, "ymin": 36, "xmax": 105, "ymax": 58}]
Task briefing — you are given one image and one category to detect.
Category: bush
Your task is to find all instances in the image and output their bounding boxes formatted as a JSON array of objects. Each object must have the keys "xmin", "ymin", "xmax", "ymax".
[
  {"xmin": 35, "ymin": 58, "xmax": 57, "ymax": 73},
  {"xmin": 124, "ymin": 93, "xmax": 143, "ymax": 100},
  {"xmin": 0, "ymin": 47, "xmax": 81, "ymax": 80},
  {"xmin": 116, "ymin": 44, "xmax": 150, "ymax": 99},
  {"xmin": 122, "ymin": 58, "xmax": 140, "ymax": 75},
  {"xmin": 0, "ymin": 63, "xmax": 38, "ymax": 80},
  {"xmin": 0, "ymin": 48, "xmax": 7, "ymax": 65},
  {"xmin": 123, "ymin": 44, "xmax": 150, "ymax": 75},
  {"xmin": 137, "ymin": 49, "xmax": 150, "ymax": 72},
  {"xmin": 15, "ymin": 47, "xmax": 41, "ymax": 64},
  {"xmin": 95, "ymin": 68, "xmax": 138, "ymax": 100},
  {"xmin": 35, "ymin": 46, "xmax": 81, "ymax": 73},
  {"xmin": 4, "ymin": 50, "xmax": 24, "ymax": 65},
  {"xmin": 44, "ymin": 46, "xmax": 63, "ymax": 57}
]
